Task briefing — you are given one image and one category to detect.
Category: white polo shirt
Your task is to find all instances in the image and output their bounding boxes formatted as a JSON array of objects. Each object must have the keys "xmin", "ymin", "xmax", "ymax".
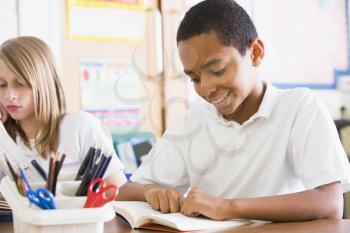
[
  {"xmin": 131, "ymin": 83, "xmax": 350, "ymax": 198},
  {"xmin": 0, "ymin": 111, "xmax": 125, "ymax": 182}
]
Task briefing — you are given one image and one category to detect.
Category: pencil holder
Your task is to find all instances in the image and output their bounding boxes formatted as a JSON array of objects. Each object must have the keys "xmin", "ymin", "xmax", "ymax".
[
  {"xmin": 57, "ymin": 171, "xmax": 77, "ymax": 181},
  {"xmin": 29, "ymin": 180, "xmax": 84, "ymax": 200},
  {"xmin": 0, "ymin": 176, "xmax": 115, "ymax": 233},
  {"xmin": 56, "ymin": 181, "xmax": 83, "ymax": 198}
]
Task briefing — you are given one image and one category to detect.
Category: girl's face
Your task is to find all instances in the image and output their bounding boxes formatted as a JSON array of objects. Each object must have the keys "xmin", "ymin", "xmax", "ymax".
[{"xmin": 0, "ymin": 60, "xmax": 35, "ymax": 124}]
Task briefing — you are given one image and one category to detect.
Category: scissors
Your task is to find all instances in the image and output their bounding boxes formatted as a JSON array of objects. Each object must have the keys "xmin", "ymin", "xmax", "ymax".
[
  {"xmin": 84, "ymin": 178, "xmax": 117, "ymax": 208},
  {"xmin": 26, "ymin": 188, "xmax": 57, "ymax": 210}
]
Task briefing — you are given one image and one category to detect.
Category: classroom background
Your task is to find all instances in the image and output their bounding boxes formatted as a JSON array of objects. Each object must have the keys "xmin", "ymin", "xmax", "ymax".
[{"xmin": 1, "ymin": 0, "xmax": 350, "ymax": 216}]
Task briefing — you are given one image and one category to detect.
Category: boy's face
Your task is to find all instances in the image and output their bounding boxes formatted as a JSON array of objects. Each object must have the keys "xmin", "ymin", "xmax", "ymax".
[
  {"xmin": 178, "ymin": 31, "xmax": 262, "ymax": 120},
  {"xmin": 0, "ymin": 60, "xmax": 35, "ymax": 124}
]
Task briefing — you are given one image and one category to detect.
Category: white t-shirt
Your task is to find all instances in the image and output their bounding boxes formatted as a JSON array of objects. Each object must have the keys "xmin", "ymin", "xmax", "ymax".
[
  {"xmin": 131, "ymin": 83, "xmax": 350, "ymax": 198},
  {"xmin": 0, "ymin": 111, "xmax": 124, "ymax": 181}
]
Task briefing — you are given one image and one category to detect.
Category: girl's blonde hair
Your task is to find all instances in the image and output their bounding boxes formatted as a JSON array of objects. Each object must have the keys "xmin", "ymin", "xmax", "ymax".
[{"xmin": 0, "ymin": 36, "xmax": 66, "ymax": 159}]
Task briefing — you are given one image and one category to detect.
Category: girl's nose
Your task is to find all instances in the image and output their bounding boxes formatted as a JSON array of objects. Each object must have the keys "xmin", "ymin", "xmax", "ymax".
[{"xmin": 5, "ymin": 89, "xmax": 18, "ymax": 101}]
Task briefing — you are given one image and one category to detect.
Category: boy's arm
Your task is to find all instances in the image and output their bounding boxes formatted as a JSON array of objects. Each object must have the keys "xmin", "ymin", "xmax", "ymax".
[
  {"xmin": 181, "ymin": 181, "xmax": 343, "ymax": 221},
  {"xmin": 117, "ymin": 181, "xmax": 342, "ymax": 221},
  {"xmin": 230, "ymin": 182, "xmax": 342, "ymax": 221},
  {"xmin": 117, "ymin": 181, "xmax": 159, "ymax": 201}
]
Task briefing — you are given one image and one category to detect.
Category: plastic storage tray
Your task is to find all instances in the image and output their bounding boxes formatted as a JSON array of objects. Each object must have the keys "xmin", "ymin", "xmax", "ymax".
[{"xmin": 0, "ymin": 176, "xmax": 115, "ymax": 233}]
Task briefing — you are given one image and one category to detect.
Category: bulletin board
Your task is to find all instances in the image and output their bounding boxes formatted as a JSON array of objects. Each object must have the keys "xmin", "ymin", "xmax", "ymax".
[
  {"xmin": 67, "ymin": 0, "xmax": 146, "ymax": 43},
  {"xmin": 80, "ymin": 59, "xmax": 142, "ymax": 133},
  {"xmin": 59, "ymin": 0, "xmax": 163, "ymax": 136}
]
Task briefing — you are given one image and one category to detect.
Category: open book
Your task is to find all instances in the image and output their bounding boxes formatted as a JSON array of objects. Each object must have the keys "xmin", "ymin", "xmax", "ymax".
[{"xmin": 112, "ymin": 201, "xmax": 251, "ymax": 232}]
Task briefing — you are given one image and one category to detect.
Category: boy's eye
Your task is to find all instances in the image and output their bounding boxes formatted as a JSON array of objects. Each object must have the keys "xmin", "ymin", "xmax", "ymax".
[
  {"xmin": 188, "ymin": 74, "xmax": 200, "ymax": 83},
  {"xmin": 0, "ymin": 83, "xmax": 6, "ymax": 88},
  {"xmin": 210, "ymin": 68, "xmax": 226, "ymax": 76},
  {"xmin": 191, "ymin": 78, "xmax": 200, "ymax": 83}
]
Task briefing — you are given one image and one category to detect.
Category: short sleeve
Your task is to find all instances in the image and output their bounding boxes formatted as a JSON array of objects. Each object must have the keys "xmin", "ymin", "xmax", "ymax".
[
  {"xmin": 290, "ymin": 92, "xmax": 350, "ymax": 191},
  {"xmin": 77, "ymin": 112, "xmax": 124, "ymax": 178},
  {"xmin": 131, "ymin": 123, "xmax": 189, "ymax": 191}
]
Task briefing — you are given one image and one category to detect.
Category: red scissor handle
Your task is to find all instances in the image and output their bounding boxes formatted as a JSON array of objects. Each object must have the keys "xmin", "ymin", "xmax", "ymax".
[{"xmin": 84, "ymin": 178, "xmax": 118, "ymax": 208}]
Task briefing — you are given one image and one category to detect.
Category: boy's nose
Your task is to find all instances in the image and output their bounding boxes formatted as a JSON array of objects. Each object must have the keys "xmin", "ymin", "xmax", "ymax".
[{"xmin": 201, "ymin": 81, "xmax": 217, "ymax": 99}]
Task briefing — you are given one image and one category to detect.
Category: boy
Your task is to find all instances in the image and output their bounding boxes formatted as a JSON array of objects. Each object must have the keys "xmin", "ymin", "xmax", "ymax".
[{"xmin": 118, "ymin": 0, "xmax": 350, "ymax": 221}]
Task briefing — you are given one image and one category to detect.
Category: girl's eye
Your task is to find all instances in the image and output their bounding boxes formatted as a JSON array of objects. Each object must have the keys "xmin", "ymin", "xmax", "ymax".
[
  {"xmin": 0, "ymin": 83, "xmax": 6, "ymax": 88},
  {"xmin": 15, "ymin": 81, "xmax": 24, "ymax": 87}
]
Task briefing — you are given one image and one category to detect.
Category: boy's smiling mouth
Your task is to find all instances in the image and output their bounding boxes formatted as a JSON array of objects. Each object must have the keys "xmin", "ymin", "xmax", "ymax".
[{"xmin": 210, "ymin": 92, "xmax": 230, "ymax": 106}]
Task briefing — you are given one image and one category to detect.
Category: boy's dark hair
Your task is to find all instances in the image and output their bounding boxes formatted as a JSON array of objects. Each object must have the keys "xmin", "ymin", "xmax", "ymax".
[{"xmin": 176, "ymin": 0, "xmax": 258, "ymax": 56}]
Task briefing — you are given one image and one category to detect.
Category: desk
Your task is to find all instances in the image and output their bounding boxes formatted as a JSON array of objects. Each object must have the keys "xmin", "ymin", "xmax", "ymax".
[{"xmin": 1, "ymin": 218, "xmax": 350, "ymax": 233}]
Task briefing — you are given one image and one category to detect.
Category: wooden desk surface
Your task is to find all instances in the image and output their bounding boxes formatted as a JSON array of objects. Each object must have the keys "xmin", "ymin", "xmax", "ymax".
[{"xmin": 1, "ymin": 218, "xmax": 350, "ymax": 233}]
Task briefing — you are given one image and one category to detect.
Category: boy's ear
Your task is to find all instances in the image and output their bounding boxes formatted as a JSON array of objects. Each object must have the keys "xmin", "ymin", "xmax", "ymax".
[{"xmin": 250, "ymin": 39, "xmax": 264, "ymax": 67}]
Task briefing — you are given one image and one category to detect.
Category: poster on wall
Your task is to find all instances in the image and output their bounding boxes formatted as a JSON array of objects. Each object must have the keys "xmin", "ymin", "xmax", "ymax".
[
  {"xmin": 80, "ymin": 59, "xmax": 142, "ymax": 133},
  {"xmin": 67, "ymin": 0, "xmax": 146, "ymax": 43}
]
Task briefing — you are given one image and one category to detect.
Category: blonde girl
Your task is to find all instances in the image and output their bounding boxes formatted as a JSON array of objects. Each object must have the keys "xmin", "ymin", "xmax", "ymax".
[{"xmin": 0, "ymin": 36, "xmax": 126, "ymax": 188}]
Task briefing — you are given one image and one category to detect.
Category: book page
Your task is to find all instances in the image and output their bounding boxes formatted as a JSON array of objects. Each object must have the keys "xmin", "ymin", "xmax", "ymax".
[
  {"xmin": 145, "ymin": 213, "xmax": 250, "ymax": 231},
  {"xmin": 113, "ymin": 201, "xmax": 251, "ymax": 231},
  {"xmin": 112, "ymin": 201, "xmax": 162, "ymax": 227}
]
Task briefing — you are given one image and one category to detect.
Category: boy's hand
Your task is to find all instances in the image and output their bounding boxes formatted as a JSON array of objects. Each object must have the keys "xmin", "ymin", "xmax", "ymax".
[
  {"xmin": 181, "ymin": 187, "xmax": 228, "ymax": 220},
  {"xmin": 0, "ymin": 104, "xmax": 8, "ymax": 123},
  {"xmin": 144, "ymin": 186, "xmax": 185, "ymax": 213}
]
